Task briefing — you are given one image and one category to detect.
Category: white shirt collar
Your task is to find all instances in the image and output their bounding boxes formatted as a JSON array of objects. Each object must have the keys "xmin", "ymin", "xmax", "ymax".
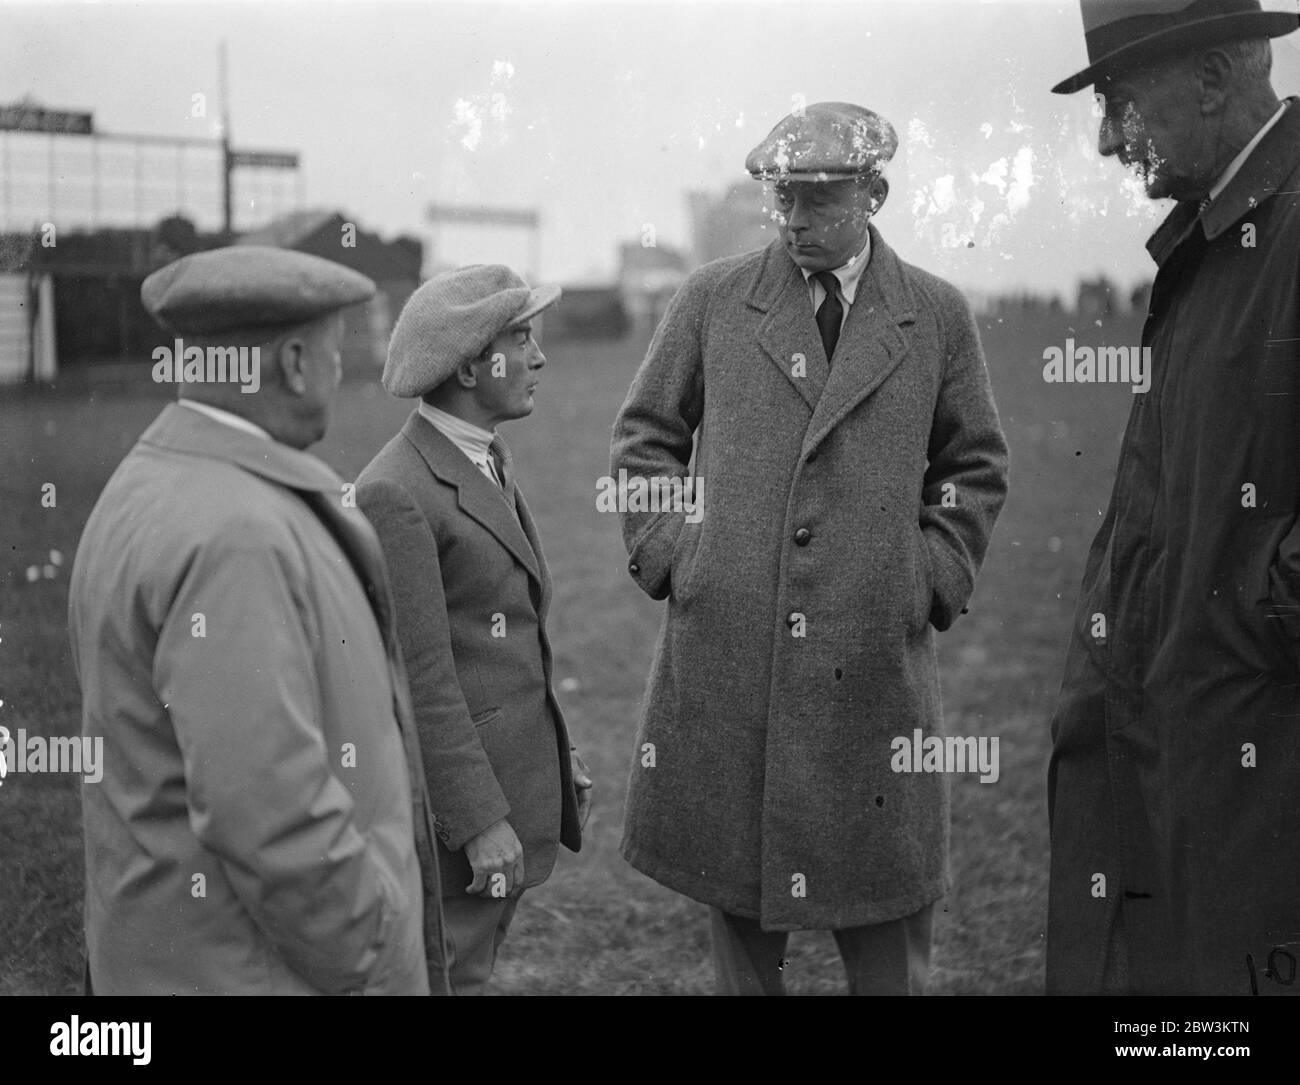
[
  {"xmin": 176, "ymin": 399, "xmax": 271, "ymax": 442},
  {"xmin": 417, "ymin": 400, "xmax": 496, "ymax": 471},
  {"xmin": 801, "ymin": 233, "xmax": 872, "ymax": 305},
  {"xmin": 1208, "ymin": 100, "xmax": 1288, "ymax": 203}
]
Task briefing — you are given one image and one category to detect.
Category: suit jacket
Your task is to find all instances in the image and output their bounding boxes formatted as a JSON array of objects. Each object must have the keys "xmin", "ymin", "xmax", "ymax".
[
  {"xmin": 611, "ymin": 226, "xmax": 1009, "ymax": 929},
  {"xmin": 356, "ymin": 411, "xmax": 581, "ymax": 896},
  {"xmin": 69, "ymin": 403, "xmax": 448, "ymax": 994}
]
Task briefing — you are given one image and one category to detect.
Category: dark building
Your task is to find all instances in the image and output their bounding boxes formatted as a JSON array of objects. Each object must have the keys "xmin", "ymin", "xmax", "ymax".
[
  {"xmin": 237, "ymin": 209, "xmax": 423, "ymax": 375},
  {"xmin": 0, "ymin": 209, "xmax": 422, "ymax": 383},
  {"xmin": 617, "ymin": 240, "xmax": 688, "ymax": 333},
  {"xmin": 687, "ymin": 181, "xmax": 773, "ymax": 266}
]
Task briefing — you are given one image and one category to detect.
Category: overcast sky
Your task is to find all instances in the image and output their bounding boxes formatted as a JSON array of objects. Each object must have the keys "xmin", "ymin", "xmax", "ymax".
[{"xmin": 4, "ymin": 0, "xmax": 1299, "ymax": 296}]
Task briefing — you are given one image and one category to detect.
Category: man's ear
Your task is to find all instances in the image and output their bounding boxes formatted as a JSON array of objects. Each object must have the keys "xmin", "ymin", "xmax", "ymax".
[
  {"xmin": 867, "ymin": 175, "xmax": 889, "ymax": 215},
  {"xmin": 1196, "ymin": 47, "xmax": 1232, "ymax": 115},
  {"xmin": 454, "ymin": 357, "xmax": 480, "ymax": 390},
  {"xmin": 275, "ymin": 335, "xmax": 308, "ymax": 395}
]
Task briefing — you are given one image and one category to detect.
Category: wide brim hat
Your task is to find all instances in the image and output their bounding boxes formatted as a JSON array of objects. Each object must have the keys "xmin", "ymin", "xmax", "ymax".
[
  {"xmin": 1053, "ymin": 0, "xmax": 1300, "ymax": 94},
  {"xmin": 745, "ymin": 101, "xmax": 897, "ymax": 183},
  {"xmin": 382, "ymin": 264, "xmax": 560, "ymax": 398}
]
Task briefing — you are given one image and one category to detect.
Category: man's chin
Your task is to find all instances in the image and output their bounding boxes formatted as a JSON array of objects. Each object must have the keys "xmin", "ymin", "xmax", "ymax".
[
  {"xmin": 1129, "ymin": 164, "xmax": 1174, "ymax": 201},
  {"xmin": 1144, "ymin": 177, "xmax": 1172, "ymax": 200},
  {"xmin": 787, "ymin": 245, "xmax": 830, "ymax": 272}
]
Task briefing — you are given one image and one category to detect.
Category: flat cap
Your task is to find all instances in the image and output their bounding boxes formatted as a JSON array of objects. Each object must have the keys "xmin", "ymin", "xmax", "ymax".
[
  {"xmin": 383, "ymin": 264, "xmax": 560, "ymax": 398},
  {"xmin": 141, "ymin": 246, "xmax": 376, "ymax": 338},
  {"xmin": 746, "ymin": 101, "xmax": 898, "ymax": 183}
]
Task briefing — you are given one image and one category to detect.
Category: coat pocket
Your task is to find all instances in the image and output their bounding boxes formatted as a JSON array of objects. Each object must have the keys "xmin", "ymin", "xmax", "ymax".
[
  {"xmin": 668, "ymin": 518, "xmax": 703, "ymax": 605},
  {"xmin": 1264, "ymin": 562, "xmax": 1300, "ymax": 678},
  {"xmin": 905, "ymin": 526, "xmax": 934, "ymax": 634}
]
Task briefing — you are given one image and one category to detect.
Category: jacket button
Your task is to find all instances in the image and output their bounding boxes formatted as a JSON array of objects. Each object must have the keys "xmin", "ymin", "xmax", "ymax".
[
  {"xmin": 794, "ymin": 528, "xmax": 812, "ymax": 546},
  {"xmin": 806, "ymin": 449, "xmax": 818, "ymax": 463},
  {"xmin": 628, "ymin": 562, "xmax": 640, "ymax": 575}
]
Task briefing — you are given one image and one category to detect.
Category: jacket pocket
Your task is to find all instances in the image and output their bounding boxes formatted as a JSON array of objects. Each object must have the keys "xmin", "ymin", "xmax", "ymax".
[{"xmin": 470, "ymin": 706, "xmax": 504, "ymax": 728}]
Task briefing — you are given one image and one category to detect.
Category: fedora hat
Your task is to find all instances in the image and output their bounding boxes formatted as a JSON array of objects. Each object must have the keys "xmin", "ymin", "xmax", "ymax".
[{"xmin": 1053, "ymin": 0, "xmax": 1300, "ymax": 94}]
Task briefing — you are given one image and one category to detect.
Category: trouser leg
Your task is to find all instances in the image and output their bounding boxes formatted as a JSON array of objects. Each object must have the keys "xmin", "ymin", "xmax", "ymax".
[
  {"xmin": 441, "ymin": 892, "xmax": 522, "ymax": 996},
  {"xmin": 709, "ymin": 907, "xmax": 790, "ymax": 996},
  {"xmin": 832, "ymin": 903, "xmax": 934, "ymax": 995}
]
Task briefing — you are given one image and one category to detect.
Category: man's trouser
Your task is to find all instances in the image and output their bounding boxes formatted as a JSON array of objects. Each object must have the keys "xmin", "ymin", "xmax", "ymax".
[
  {"xmin": 442, "ymin": 893, "xmax": 522, "ymax": 996},
  {"xmin": 709, "ymin": 903, "xmax": 934, "ymax": 995}
]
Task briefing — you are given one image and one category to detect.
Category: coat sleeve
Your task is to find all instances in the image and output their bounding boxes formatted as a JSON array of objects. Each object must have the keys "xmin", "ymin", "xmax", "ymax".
[
  {"xmin": 920, "ymin": 287, "xmax": 1011, "ymax": 630},
  {"xmin": 356, "ymin": 475, "xmax": 511, "ymax": 852},
  {"xmin": 609, "ymin": 270, "xmax": 708, "ymax": 599},
  {"xmin": 151, "ymin": 526, "xmax": 398, "ymax": 994}
]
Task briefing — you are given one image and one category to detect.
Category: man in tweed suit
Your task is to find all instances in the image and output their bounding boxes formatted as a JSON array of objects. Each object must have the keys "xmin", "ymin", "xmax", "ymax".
[
  {"xmin": 357, "ymin": 265, "xmax": 591, "ymax": 995},
  {"xmin": 611, "ymin": 102, "xmax": 1009, "ymax": 995}
]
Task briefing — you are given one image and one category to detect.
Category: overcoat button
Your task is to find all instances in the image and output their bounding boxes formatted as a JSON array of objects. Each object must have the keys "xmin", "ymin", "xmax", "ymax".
[
  {"xmin": 807, "ymin": 449, "xmax": 818, "ymax": 463},
  {"xmin": 794, "ymin": 528, "xmax": 811, "ymax": 546},
  {"xmin": 629, "ymin": 562, "xmax": 640, "ymax": 575}
]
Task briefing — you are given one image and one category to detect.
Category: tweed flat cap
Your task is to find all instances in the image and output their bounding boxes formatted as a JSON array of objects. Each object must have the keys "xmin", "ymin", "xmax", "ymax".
[
  {"xmin": 746, "ymin": 101, "xmax": 898, "ymax": 183},
  {"xmin": 141, "ymin": 246, "xmax": 376, "ymax": 337},
  {"xmin": 383, "ymin": 264, "xmax": 561, "ymax": 398}
]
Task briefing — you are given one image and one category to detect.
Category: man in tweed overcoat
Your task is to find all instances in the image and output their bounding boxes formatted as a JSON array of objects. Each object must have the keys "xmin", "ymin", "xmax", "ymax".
[{"xmin": 611, "ymin": 102, "xmax": 1009, "ymax": 994}]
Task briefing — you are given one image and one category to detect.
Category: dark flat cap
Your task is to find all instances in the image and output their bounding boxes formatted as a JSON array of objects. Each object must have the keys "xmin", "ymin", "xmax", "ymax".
[
  {"xmin": 746, "ymin": 101, "xmax": 898, "ymax": 182},
  {"xmin": 141, "ymin": 246, "xmax": 376, "ymax": 337},
  {"xmin": 383, "ymin": 264, "xmax": 560, "ymax": 398}
]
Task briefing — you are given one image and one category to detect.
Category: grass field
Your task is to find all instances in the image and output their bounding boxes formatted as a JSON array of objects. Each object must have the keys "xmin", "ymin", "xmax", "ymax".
[{"xmin": 0, "ymin": 309, "xmax": 1140, "ymax": 995}]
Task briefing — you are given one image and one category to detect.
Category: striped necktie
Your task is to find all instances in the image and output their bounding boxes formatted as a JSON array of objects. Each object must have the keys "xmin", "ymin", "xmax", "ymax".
[{"xmin": 488, "ymin": 433, "xmax": 515, "ymax": 508}]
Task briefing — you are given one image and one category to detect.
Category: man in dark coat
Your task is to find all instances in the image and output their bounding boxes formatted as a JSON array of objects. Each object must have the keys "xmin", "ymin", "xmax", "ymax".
[
  {"xmin": 1049, "ymin": 0, "xmax": 1300, "ymax": 995},
  {"xmin": 357, "ymin": 265, "xmax": 591, "ymax": 995},
  {"xmin": 611, "ymin": 103, "xmax": 1009, "ymax": 995}
]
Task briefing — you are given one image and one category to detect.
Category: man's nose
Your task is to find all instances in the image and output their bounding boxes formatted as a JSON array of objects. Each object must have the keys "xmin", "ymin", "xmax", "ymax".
[
  {"xmin": 529, "ymin": 343, "xmax": 546, "ymax": 369},
  {"xmin": 784, "ymin": 199, "xmax": 811, "ymax": 232},
  {"xmin": 1098, "ymin": 114, "xmax": 1125, "ymax": 159}
]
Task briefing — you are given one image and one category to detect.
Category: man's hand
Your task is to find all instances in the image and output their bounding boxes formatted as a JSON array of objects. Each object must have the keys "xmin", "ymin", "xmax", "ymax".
[
  {"xmin": 464, "ymin": 818, "xmax": 525, "ymax": 898},
  {"xmin": 572, "ymin": 749, "xmax": 594, "ymax": 832}
]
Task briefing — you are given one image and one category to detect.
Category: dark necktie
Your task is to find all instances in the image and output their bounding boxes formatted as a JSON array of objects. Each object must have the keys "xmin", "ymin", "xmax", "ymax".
[
  {"xmin": 488, "ymin": 433, "xmax": 516, "ymax": 508},
  {"xmin": 813, "ymin": 270, "xmax": 843, "ymax": 364}
]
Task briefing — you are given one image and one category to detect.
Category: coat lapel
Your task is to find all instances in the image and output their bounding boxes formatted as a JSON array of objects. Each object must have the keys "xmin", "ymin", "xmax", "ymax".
[
  {"xmin": 398, "ymin": 411, "xmax": 542, "ymax": 586},
  {"xmin": 1148, "ymin": 95, "xmax": 1300, "ymax": 268},
  {"xmin": 804, "ymin": 226, "xmax": 916, "ymax": 454},
  {"xmin": 750, "ymin": 240, "xmax": 829, "ymax": 410},
  {"xmin": 514, "ymin": 489, "xmax": 552, "ymax": 619}
]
